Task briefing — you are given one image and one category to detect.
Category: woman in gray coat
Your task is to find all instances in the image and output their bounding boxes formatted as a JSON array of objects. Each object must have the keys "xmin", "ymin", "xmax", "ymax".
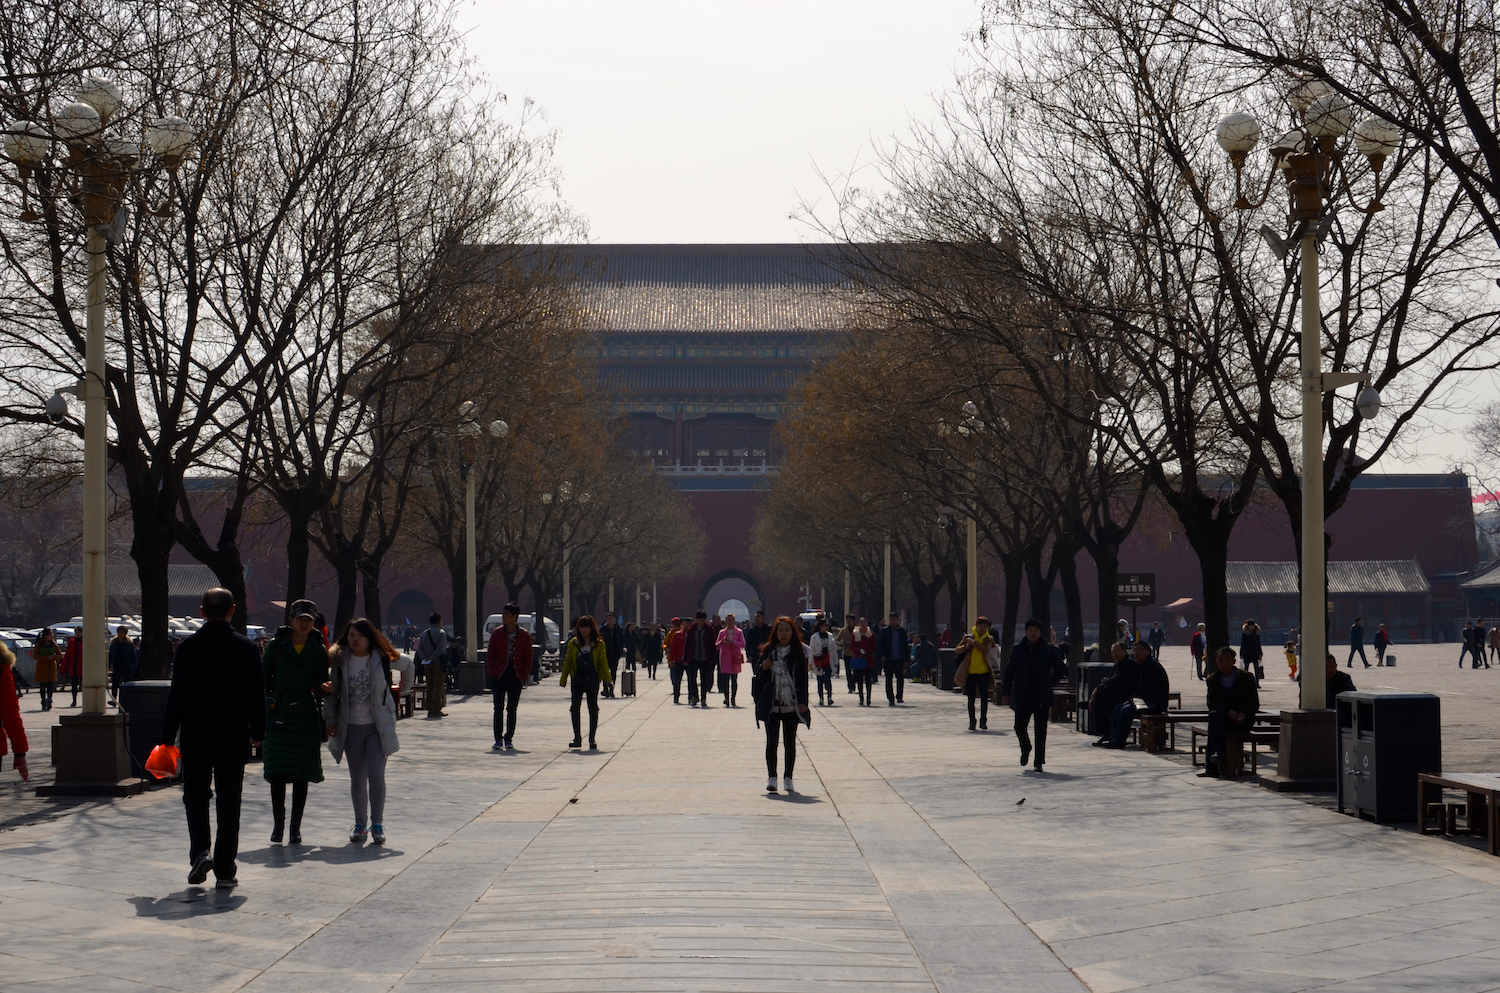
[{"xmin": 323, "ymin": 618, "xmax": 413, "ymax": 846}]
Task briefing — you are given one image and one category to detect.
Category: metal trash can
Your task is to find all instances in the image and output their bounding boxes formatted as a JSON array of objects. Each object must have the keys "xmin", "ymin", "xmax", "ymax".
[
  {"xmin": 938, "ymin": 648, "xmax": 958, "ymax": 689},
  {"xmin": 118, "ymin": 680, "xmax": 173, "ymax": 780},
  {"xmin": 1337, "ymin": 691, "xmax": 1441, "ymax": 823},
  {"xmin": 1075, "ymin": 662, "xmax": 1114, "ymax": 735}
]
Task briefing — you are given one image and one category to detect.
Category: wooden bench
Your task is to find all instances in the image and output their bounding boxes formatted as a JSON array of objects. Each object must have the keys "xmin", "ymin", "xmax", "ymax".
[
  {"xmin": 1190, "ymin": 723, "xmax": 1280, "ymax": 776},
  {"xmin": 1138, "ymin": 710, "xmax": 1210, "ymax": 752},
  {"xmin": 398, "ymin": 686, "xmax": 415, "ymax": 719},
  {"xmin": 1418, "ymin": 773, "xmax": 1500, "ymax": 856},
  {"xmin": 1050, "ymin": 688, "xmax": 1077, "ymax": 724}
]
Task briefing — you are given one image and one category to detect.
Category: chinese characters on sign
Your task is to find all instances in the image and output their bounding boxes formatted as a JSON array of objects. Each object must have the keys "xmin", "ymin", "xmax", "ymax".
[{"xmin": 1117, "ymin": 574, "xmax": 1156, "ymax": 606}]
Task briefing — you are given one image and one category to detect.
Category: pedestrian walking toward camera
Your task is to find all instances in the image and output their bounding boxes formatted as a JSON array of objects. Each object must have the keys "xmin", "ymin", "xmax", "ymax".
[
  {"xmin": 954, "ymin": 618, "xmax": 1000, "ymax": 731},
  {"xmin": 601, "ymin": 613, "xmax": 624, "ymax": 699},
  {"xmin": 808, "ymin": 617, "xmax": 837, "ymax": 706},
  {"xmin": 260, "ymin": 600, "xmax": 328, "ymax": 846},
  {"xmin": 415, "ymin": 613, "xmax": 448, "ymax": 718},
  {"xmin": 1240, "ymin": 620, "xmax": 1265, "ymax": 678},
  {"xmin": 716, "ymin": 613, "xmax": 745, "ymax": 707},
  {"xmin": 642, "ymin": 622, "xmax": 664, "ymax": 680},
  {"xmin": 61, "ymin": 631, "xmax": 82, "ymax": 707},
  {"xmin": 109, "ymin": 625, "xmax": 137, "ymax": 705},
  {"xmin": 160, "ymin": 588, "xmax": 266, "ymax": 889},
  {"xmin": 756, "ymin": 616, "xmax": 809, "ymax": 793},
  {"xmin": 836, "ymin": 613, "xmax": 857, "ymax": 694},
  {"xmin": 1147, "ymin": 622, "xmax": 1165, "ymax": 662},
  {"xmin": 848, "ymin": 619, "xmax": 876, "ymax": 706},
  {"xmin": 324, "ymin": 618, "xmax": 413, "ymax": 846},
  {"xmin": 878, "ymin": 612, "xmax": 909, "ymax": 705},
  {"xmin": 1189, "ymin": 622, "xmax": 1206, "ymax": 680},
  {"xmin": 1374, "ymin": 623, "xmax": 1391, "ymax": 666},
  {"xmin": 1001, "ymin": 619, "xmax": 1062, "ymax": 772},
  {"xmin": 31, "ymin": 629, "xmax": 59, "ymax": 712},
  {"xmin": 1, "ymin": 643, "xmax": 30, "ymax": 783},
  {"xmin": 561, "ymin": 615, "xmax": 612, "ymax": 749},
  {"xmin": 1476, "ymin": 620, "xmax": 1492, "ymax": 669},
  {"xmin": 1347, "ymin": 616, "xmax": 1370, "ymax": 669},
  {"xmin": 683, "ymin": 610, "xmax": 715, "ymax": 708},
  {"xmin": 666, "ymin": 617, "xmax": 687, "ymax": 702},
  {"xmin": 487, "ymin": 603, "xmax": 534, "ymax": 750},
  {"xmin": 745, "ymin": 611, "xmax": 772, "ymax": 671}
]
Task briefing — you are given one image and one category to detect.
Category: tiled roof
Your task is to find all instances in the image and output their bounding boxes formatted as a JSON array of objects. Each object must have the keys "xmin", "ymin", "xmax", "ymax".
[
  {"xmin": 1460, "ymin": 559, "xmax": 1500, "ymax": 591},
  {"xmin": 42, "ymin": 563, "xmax": 224, "ymax": 598},
  {"xmin": 1228, "ymin": 560, "xmax": 1432, "ymax": 596},
  {"xmin": 567, "ymin": 244, "xmax": 864, "ymax": 333}
]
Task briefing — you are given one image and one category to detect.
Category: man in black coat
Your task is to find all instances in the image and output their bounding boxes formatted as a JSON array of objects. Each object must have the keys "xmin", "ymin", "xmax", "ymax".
[
  {"xmin": 1088, "ymin": 641, "xmax": 1139, "ymax": 746},
  {"xmin": 878, "ymin": 613, "xmax": 910, "ymax": 706},
  {"xmin": 160, "ymin": 588, "xmax": 265, "ymax": 889},
  {"xmin": 1001, "ymin": 619, "xmax": 1062, "ymax": 772},
  {"xmin": 1201, "ymin": 647, "xmax": 1260, "ymax": 777},
  {"xmin": 1104, "ymin": 641, "xmax": 1170, "ymax": 748},
  {"xmin": 600, "ymin": 613, "xmax": 624, "ymax": 698},
  {"xmin": 744, "ymin": 611, "xmax": 773, "ymax": 670},
  {"xmin": 1325, "ymin": 653, "xmax": 1356, "ymax": 705}
]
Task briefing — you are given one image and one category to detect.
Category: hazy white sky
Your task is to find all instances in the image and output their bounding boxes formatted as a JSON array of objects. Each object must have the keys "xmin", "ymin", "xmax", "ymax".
[
  {"xmin": 457, "ymin": 0, "xmax": 982, "ymax": 243},
  {"xmin": 456, "ymin": 0, "xmax": 1494, "ymax": 479}
]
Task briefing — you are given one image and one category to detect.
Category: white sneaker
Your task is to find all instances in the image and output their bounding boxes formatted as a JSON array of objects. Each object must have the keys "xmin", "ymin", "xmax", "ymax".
[
  {"xmin": 783, "ymin": 778, "xmax": 795, "ymax": 793},
  {"xmin": 766, "ymin": 777, "xmax": 777, "ymax": 793}
]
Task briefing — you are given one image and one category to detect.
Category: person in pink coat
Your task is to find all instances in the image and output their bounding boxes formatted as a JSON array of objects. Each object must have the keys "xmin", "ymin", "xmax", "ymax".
[{"xmin": 716, "ymin": 614, "xmax": 746, "ymax": 708}]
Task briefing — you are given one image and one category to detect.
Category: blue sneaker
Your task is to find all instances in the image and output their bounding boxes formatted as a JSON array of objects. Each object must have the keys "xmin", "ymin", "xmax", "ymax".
[
  {"xmin": 370, "ymin": 824, "xmax": 386, "ymax": 845},
  {"xmin": 349, "ymin": 824, "xmax": 367, "ymax": 843}
]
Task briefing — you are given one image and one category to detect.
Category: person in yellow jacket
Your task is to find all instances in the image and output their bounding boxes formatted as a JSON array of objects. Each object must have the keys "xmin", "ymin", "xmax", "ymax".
[
  {"xmin": 560, "ymin": 616, "xmax": 613, "ymax": 750},
  {"xmin": 953, "ymin": 618, "xmax": 1001, "ymax": 731}
]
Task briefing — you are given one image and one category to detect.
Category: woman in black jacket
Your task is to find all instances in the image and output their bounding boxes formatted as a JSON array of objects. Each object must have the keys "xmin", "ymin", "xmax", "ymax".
[
  {"xmin": 756, "ymin": 616, "xmax": 809, "ymax": 794},
  {"xmin": 1239, "ymin": 620, "xmax": 1264, "ymax": 679}
]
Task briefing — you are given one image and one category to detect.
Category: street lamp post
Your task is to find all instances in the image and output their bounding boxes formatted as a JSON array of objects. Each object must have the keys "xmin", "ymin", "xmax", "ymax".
[
  {"xmin": 5, "ymin": 81, "xmax": 194, "ymax": 795},
  {"xmin": 1216, "ymin": 82, "xmax": 1395, "ymax": 784},
  {"xmin": 457, "ymin": 405, "xmax": 507, "ymax": 681}
]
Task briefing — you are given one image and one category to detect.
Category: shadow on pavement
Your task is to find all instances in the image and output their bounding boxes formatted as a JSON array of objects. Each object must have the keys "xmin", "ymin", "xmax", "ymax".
[
  {"xmin": 762, "ymin": 792, "xmax": 824, "ymax": 804},
  {"xmin": 238, "ymin": 844, "xmax": 406, "ymax": 866},
  {"xmin": 129, "ymin": 889, "xmax": 248, "ymax": 918}
]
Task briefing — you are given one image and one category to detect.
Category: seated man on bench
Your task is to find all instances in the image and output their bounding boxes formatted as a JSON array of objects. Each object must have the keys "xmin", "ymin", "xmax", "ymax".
[
  {"xmin": 1089, "ymin": 641, "xmax": 1138, "ymax": 747},
  {"xmin": 1325, "ymin": 653, "xmax": 1355, "ymax": 705},
  {"xmin": 1102, "ymin": 641, "xmax": 1169, "ymax": 749},
  {"xmin": 1201, "ymin": 646, "xmax": 1259, "ymax": 777}
]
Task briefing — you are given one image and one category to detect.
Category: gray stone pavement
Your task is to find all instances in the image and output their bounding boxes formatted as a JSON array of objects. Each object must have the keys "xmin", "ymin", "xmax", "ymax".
[{"xmin": 2, "ymin": 653, "xmax": 1500, "ymax": 992}]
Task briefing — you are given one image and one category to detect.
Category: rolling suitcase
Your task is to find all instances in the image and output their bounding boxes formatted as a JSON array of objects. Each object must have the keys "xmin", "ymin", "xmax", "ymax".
[{"xmin": 621, "ymin": 668, "xmax": 636, "ymax": 697}]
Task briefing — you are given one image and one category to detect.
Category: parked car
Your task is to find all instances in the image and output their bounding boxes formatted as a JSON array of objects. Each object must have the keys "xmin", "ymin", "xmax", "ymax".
[
  {"xmin": 2, "ymin": 634, "xmax": 35, "ymax": 687},
  {"xmin": 483, "ymin": 612, "xmax": 561, "ymax": 655}
]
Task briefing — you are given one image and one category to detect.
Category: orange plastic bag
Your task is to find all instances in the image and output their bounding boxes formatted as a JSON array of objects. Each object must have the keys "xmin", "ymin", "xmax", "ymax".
[{"xmin": 145, "ymin": 744, "xmax": 180, "ymax": 778}]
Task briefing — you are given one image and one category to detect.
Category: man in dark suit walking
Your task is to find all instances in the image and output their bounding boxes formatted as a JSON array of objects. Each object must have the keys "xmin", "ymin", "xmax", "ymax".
[{"xmin": 161, "ymin": 588, "xmax": 266, "ymax": 890}]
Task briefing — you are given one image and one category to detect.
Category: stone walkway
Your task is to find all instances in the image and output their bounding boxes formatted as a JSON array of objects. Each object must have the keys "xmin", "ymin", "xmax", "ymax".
[{"xmin": 3, "ymin": 660, "xmax": 1500, "ymax": 992}]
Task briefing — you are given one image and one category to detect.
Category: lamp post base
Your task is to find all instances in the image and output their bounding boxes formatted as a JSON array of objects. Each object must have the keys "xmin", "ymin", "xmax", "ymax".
[
  {"xmin": 38, "ymin": 713, "xmax": 146, "ymax": 798},
  {"xmin": 1259, "ymin": 708, "xmax": 1337, "ymax": 792}
]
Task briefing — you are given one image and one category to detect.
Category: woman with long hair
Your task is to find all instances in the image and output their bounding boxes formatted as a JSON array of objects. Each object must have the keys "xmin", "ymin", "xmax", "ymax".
[
  {"xmin": 643, "ymin": 622, "xmax": 664, "ymax": 680},
  {"xmin": 262, "ymin": 601, "xmax": 329, "ymax": 845},
  {"xmin": 755, "ymin": 616, "xmax": 809, "ymax": 793},
  {"xmin": 1, "ymin": 643, "xmax": 29, "ymax": 782},
  {"xmin": 560, "ymin": 615, "xmax": 612, "ymax": 750},
  {"xmin": 323, "ymin": 618, "xmax": 413, "ymax": 846},
  {"xmin": 808, "ymin": 617, "xmax": 837, "ymax": 707},
  {"xmin": 716, "ymin": 613, "xmax": 745, "ymax": 707},
  {"xmin": 31, "ymin": 628, "xmax": 59, "ymax": 711}
]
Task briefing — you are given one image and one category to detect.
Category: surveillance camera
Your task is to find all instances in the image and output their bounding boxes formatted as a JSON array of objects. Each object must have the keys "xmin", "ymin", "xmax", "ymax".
[
  {"xmin": 45, "ymin": 392, "xmax": 69, "ymax": 425},
  {"xmin": 937, "ymin": 514, "xmax": 951, "ymax": 529}
]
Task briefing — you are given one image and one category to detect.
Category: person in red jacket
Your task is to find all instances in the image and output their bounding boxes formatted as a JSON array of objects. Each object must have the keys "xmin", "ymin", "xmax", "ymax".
[
  {"xmin": 0, "ymin": 643, "xmax": 28, "ymax": 781},
  {"xmin": 61, "ymin": 632, "xmax": 83, "ymax": 707},
  {"xmin": 486, "ymin": 603, "xmax": 534, "ymax": 751},
  {"xmin": 665, "ymin": 617, "xmax": 687, "ymax": 704}
]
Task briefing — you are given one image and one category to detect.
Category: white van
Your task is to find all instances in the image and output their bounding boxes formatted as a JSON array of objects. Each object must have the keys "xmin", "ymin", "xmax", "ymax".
[{"xmin": 483, "ymin": 612, "xmax": 560, "ymax": 655}]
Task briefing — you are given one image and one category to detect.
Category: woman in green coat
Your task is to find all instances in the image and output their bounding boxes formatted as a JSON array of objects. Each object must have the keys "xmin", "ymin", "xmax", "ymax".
[
  {"xmin": 261, "ymin": 600, "xmax": 329, "ymax": 844},
  {"xmin": 560, "ymin": 615, "xmax": 612, "ymax": 750}
]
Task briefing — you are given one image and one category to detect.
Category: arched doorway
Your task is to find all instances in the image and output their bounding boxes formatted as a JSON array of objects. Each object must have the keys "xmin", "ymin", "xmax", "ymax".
[
  {"xmin": 388, "ymin": 588, "xmax": 436, "ymax": 626},
  {"xmin": 698, "ymin": 570, "xmax": 765, "ymax": 619}
]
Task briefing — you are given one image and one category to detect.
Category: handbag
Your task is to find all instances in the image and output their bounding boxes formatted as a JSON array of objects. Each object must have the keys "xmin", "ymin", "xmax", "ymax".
[{"xmin": 145, "ymin": 743, "xmax": 180, "ymax": 778}]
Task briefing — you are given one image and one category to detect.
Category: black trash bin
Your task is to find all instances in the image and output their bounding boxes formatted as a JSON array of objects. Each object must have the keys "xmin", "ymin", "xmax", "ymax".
[
  {"xmin": 1337, "ymin": 691, "xmax": 1441, "ymax": 823},
  {"xmin": 1075, "ymin": 662, "xmax": 1114, "ymax": 735},
  {"xmin": 118, "ymin": 679, "xmax": 173, "ymax": 781},
  {"xmin": 938, "ymin": 648, "xmax": 958, "ymax": 690}
]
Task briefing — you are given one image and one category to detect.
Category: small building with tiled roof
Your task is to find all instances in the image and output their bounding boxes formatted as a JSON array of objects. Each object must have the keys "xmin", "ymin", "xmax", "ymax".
[{"xmin": 1226, "ymin": 559, "xmax": 1433, "ymax": 644}]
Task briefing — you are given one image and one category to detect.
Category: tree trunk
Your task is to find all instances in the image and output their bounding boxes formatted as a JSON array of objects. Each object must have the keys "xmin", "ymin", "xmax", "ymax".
[
  {"xmin": 999, "ymin": 552, "xmax": 1023, "ymax": 651},
  {"xmin": 1057, "ymin": 544, "xmax": 1085, "ymax": 668},
  {"xmin": 1186, "ymin": 524, "xmax": 1233, "ymax": 653},
  {"xmin": 130, "ymin": 516, "xmax": 175, "ymax": 679},
  {"xmin": 945, "ymin": 568, "xmax": 965, "ymax": 639},
  {"xmin": 361, "ymin": 558, "xmax": 382, "ymax": 628},
  {"xmin": 1092, "ymin": 536, "xmax": 1121, "ymax": 651},
  {"xmin": 284, "ymin": 499, "xmax": 317, "ymax": 603},
  {"xmin": 330, "ymin": 540, "xmax": 359, "ymax": 636},
  {"xmin": 1023, "ymin": 541, "xmax": 1053, "ymax": 629}
]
